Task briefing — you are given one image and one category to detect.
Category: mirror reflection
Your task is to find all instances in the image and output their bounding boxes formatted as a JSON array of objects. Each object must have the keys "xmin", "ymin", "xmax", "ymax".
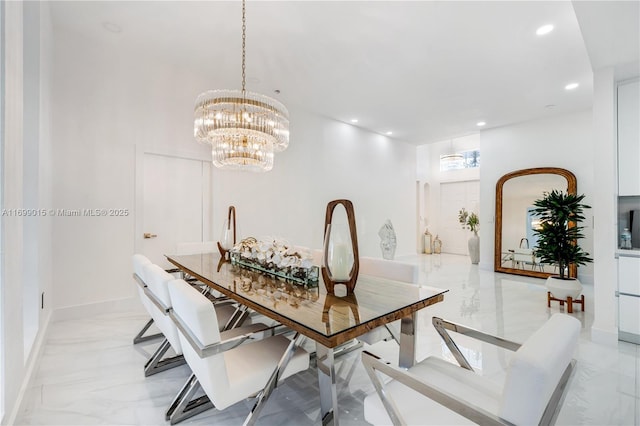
[{"xmin": 494, "ymin": 168, "xmax": 577, "ymax": 279}]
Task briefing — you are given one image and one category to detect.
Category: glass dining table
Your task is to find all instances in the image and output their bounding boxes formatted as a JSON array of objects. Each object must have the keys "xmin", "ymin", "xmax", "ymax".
[{"xmin": 166, "ymin": 253, "xmax": 447, "ymax": 426}]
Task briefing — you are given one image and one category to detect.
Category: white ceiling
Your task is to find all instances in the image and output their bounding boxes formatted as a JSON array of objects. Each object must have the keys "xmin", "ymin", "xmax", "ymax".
[{"xmin": 50, "ymin": 1, "xmax": 639, "ymax": 145}]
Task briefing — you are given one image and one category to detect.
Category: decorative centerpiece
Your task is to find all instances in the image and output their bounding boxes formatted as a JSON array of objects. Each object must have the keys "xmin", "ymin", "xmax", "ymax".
[
  {"xmin": 229, "ymin": 237, "xmax": 319, "ymax": 286},
  {"xmin": 378, "ymin": 219, "xmax": 397, "ymax": 260},
  {"xmin": 233, "ymin": 267, "xmax": 319, "ymax": 309}
]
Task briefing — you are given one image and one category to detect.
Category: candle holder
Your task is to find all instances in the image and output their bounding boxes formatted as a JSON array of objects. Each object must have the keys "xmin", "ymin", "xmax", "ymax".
[
  {"xmin": 217, "ymin": 205, "xmax": 237, "ymax": 259},
  {"xmin": 321, "ymin": 199, "xmax": 359, "ymax": 294}
]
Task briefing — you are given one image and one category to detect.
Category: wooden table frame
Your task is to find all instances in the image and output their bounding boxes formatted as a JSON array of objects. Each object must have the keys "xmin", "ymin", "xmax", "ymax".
[{"xmin": 166, "ymin": 253, "xmax": 447, "ymax": 425}]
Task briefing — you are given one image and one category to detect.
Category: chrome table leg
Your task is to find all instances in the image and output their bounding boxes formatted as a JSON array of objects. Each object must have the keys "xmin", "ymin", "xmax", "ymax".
[
  {"xmin": 316, "ymin": 342, "xmax": 339, "ymax": 426},
  {"xmin": 398, "ymin": 312, "xmax": 417, "ymax": 369}
]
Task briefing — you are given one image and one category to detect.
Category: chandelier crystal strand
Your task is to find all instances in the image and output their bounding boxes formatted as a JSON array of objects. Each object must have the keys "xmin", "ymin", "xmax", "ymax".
[{"xmin": 193, "ymin": 0, "xmax": 289, "ymax": 172}]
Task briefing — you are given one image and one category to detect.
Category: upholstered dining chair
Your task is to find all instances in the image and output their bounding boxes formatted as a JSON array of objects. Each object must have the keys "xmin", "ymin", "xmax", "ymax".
[
  {"xmin": 131, "ymin": 254, "xmax": 163, "ymax": 344},
  {"xmin": 357, "ymin": 257, "xmax": 420, "ymax": 345},
  {"xmin": 142, "ymin": 263, "xmax": 238, "ymax": 376},
  {"xmin": 363, "ymin": 313, "xmax": 580, "ymax": 425},
  {"xmin": 166, "ymin": 278, "xmax": 310, "ymax": 424}
]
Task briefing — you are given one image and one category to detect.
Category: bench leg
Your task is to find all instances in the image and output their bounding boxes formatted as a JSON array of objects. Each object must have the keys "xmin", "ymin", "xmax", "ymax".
[{"xmin": 567, "ymin": 297, "xmax": 573, "ymax": 313}]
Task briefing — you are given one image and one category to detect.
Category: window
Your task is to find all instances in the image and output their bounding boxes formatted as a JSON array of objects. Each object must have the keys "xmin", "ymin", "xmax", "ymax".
[{"xmin": 440, "ymin": 150, "xmax": 480, "ymax": 171}]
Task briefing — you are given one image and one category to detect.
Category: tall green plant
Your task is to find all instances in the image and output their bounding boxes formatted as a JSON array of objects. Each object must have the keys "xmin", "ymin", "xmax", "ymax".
[{"xmin": 531, "ymin": 190, "xmax": 592, "ymax": 279}]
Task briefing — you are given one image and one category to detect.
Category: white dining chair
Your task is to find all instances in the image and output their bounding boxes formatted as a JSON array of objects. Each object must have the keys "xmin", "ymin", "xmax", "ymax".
[
  {"xmin": 142, "ymin": 263, "xmax": 239, "ymax": 376},
  {"xmin": 363, "ymin": 314, "xmax": 580, "ymax": 425},
  {"xmin": 357, "ymin": 256, "xmax": 419, "ymax": 345},
  {"xmin": 165, "ymin": 278, "xmax": 310, "ymax": 424},
  {"xmin": 513, "ymin": 248, "xmax": 534, "ymax": 270},
  {"xmin": 131, "ymin": 254, "xmax": 163, "ymax": 344}
]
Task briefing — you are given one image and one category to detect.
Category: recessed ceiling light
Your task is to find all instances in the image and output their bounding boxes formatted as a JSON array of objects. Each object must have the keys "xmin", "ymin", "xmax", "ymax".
[
  {"xmin": 386, "ymin": 131, "xmax": 393, "ymax": 135},
  {"xmin": 565, "ymin": 82, "xmax": 579, "ymax": 90},
  {"xmin": 536, "ymin": 24, "xmax": 554, "ymax": 36},
  {"xmin": 476, "ymin": 121, "xmax": 486, "ymax": 127},
  {"xmin": 350, "ymin": 119, "xmax": 358, "ymax": 123},
  {"xmin": 102, "ymin": 21, "xmax": 122, "ymax": 33}
]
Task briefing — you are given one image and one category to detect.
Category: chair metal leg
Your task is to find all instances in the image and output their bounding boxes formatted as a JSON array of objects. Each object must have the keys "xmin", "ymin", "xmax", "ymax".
[
  {"xmin": 222, "ymin": 304, "xmax": 251, "ymax": 331},
  {"xmin": 243, "ymin": 333, "xmax": 305, "ymax": 426},
  {"xmin": 133, "ymin": 318, "xmax": 163, "ymax": 344},
  {"xmin": 144, "ymin": 338, "xmax": 186, "ymax": 377},
  {"xmin": 166, "ymin": 373, "xmax": 215, "ymax": 424}
]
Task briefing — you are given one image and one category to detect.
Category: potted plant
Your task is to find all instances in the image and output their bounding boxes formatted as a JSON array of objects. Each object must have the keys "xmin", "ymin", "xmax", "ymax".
[
  {"xmin": 531, "ymin": 189, "xmax": 592, "ymax": 301},
  {"xmin": 458, "ymin": 208, "xmax": 480, "ymax": 264}
]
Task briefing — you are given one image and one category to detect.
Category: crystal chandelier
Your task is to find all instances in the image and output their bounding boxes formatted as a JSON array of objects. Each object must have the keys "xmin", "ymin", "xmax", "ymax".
[{"xmin": 194, "ymin": 0, "xmax": 289, "ymax": 172}]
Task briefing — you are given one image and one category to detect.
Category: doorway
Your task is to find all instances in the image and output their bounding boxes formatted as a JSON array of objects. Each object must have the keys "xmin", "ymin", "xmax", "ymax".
[
  {"xmin": 439, "ymin": 180, "xmax": 479, "ymax": 255},
  {"xmin": 135, "ymin": 149, "xmax": 213, "ymax": 269}
]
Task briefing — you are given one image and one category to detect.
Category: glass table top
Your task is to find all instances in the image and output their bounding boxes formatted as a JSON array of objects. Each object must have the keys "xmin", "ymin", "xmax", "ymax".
[{"xmin": 166, "ymin": 253, "xmax": 448, "ymax": 347}]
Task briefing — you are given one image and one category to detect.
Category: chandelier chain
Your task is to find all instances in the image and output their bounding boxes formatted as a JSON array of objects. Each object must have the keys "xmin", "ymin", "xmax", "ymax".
[
  {"xmin": 241, "ymin": 0, "xmax": 246, "ymax": 96},
  {"xmin": 192, "ymin": 0, "xmax": 289, "ymax": 172}
]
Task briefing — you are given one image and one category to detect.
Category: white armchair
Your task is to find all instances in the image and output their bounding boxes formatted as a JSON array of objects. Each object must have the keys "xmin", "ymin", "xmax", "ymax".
[
  {"xmin": 141, "ymin": 263, "xmax": 238, "ymax": 376},
  {"xmin": 357, "ymin": 257, "xmax": 420, "ymax": 345},
  {"xmin": 363, "ymin": 314, "xmax": 580, "ymax": 425},
  {"xmin": 166, "ymin": 278, "xmax": 310, "ymax": 424},
  {"xmin": 131, "ymin": 254, "xmax": 163, "ymax": 344}
]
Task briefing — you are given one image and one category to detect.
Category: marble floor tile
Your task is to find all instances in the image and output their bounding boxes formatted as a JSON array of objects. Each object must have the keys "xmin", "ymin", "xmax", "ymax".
[{"xmin": 14, "ymin": 254, "xmax": 639, "ymax": 425}]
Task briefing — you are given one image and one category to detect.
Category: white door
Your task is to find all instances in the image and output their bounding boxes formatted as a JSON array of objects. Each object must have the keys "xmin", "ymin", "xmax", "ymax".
[
  {"xmin": 439, "ymin": 180, "xmax": 479, "ymax": 255},
  {"xmin": 137, "ymin": 152, "xmax": 213, "ymax": 269}
]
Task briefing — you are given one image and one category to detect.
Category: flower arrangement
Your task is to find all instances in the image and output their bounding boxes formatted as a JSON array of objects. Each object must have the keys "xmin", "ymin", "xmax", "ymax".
[
  {"xmin": 230, "ymin": 237, "xmax": 319, "ymax": 285},
  {"xmin": 458, "ymin": 208, "xmax": 479, "ymax": 234}
]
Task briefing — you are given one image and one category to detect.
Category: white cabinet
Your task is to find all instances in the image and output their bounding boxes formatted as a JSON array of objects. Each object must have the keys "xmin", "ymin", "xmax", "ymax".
[
  {"xmin": 619, "ymin": 295, "xmax": 640, "ymax": 341},
  {"xmin": 619, "ymin": 255, "xmax": 640, "ymax": 294},
  {"xmin": 617, "ymin": 80, "xmax": 640, "ymax": 196},
  {"xmin": 618, "ymin": 254, "xmax": 640, "ymax": 343}
]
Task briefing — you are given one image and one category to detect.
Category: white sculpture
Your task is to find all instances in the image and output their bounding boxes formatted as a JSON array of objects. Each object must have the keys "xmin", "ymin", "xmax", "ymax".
[{"xmin": 378, "ymin": 220, "xmax": 397, "ymax": 260}]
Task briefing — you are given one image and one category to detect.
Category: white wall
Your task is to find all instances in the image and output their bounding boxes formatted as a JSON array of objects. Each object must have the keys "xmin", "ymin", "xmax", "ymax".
[
  {"xmin": 51, "ymin": 27, "xmax": 417, "ymax": 311},
  {"xmin": 591, "ymin": 67, "xmax": 618, "ymax": 345},
  {"xmin": 22, "ymin": 0, "xmax": 53, "ymax": 361},
  {"xmin": 2, "ymin": 3, "xmax": 25, "ymax": 422},
  {"xmin": 211, "ymin": 111, "xmax": 416, "ymax": 256},
  {"xmin": 416, "ymin": 134, "xmax": 480, "ymax": 253},
  {"xmin": 479, "ymin": 110, "xmax": 595, "ymax": 283},
  {"xmin": 1, "ymin": 2, "xmax": 57, "ymax": 421}
]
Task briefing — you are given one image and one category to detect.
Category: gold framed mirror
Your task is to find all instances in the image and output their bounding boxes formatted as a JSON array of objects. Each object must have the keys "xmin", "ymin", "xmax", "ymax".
[{"xmin": 494, "ymin": 167, "xmax": 577, "ymax": 279}]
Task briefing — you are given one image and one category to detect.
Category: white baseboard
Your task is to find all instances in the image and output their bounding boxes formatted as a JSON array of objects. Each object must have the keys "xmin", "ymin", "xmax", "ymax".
[
  {"xmin": 5, "ymin": 310, "xmax": 52, "ymax": 426},
  {"xmin": 53, "ymin": 296, "xmax": 143, "ymax": 322}
]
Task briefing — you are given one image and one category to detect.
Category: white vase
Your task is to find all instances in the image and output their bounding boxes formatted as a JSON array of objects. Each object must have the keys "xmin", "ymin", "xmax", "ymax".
[
  {"xmin": 546, "ymin": 276, "xmax": 582, "ymax": 300},
  {"xmin": 468, "ymin": 232, "xmax": 480, "ymax": 264}
]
